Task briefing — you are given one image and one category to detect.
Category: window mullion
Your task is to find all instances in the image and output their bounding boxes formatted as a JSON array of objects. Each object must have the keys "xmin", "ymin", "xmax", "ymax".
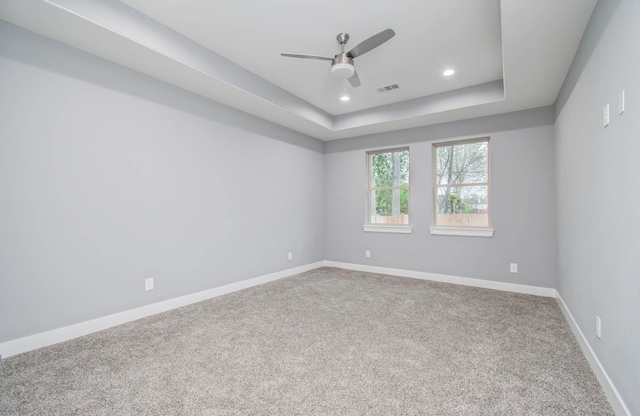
[
  {"xmin": 370, "ymin": 186, "xmax": 409, "ymax": 191},
  {"xmin": 435, "ymin": 182, "xmax": 488, "ymax": 188}
]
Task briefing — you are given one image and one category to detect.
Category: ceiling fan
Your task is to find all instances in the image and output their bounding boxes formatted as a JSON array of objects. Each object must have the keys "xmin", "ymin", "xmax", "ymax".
[{"xmin": 281, "ymin": 29, "xmax": 395, "ymax": 88}]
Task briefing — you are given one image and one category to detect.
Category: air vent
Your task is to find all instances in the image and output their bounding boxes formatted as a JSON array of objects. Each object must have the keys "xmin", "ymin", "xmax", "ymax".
[{"xmin": 376, "ymin": 84, "xmax": 400, "ymax": 93}]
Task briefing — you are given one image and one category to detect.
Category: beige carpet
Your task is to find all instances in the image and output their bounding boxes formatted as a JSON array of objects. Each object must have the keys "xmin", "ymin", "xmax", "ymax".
[{"xmin": 0, "ymin": 267, "xmax": 613, "ymax": 415}]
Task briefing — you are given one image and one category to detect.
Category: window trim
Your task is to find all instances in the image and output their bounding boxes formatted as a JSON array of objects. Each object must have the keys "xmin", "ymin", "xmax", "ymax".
[
  {"xmin": 365, "ymin": 147, "xmax": 411, "ymax": 230},
  {"xmin": 364, "ymin": 224, "xmax": 413, "ymax": 234},
  {"xmin": 429, "ymin": 226, "xmax": 493, "ymax": 237},
  {"xmin": 431, "ymin": 137, "xmax": 492, "ymax": 236}
]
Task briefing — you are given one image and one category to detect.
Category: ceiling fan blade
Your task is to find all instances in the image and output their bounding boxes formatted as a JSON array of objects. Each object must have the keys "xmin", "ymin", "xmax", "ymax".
[
  {"xmin": 347, "ymin": 29, "xmax": 395, "ymax": 59},
  {"xmin": 280, "ymin": 53, "xmax": 333, "ymax": 61},
  {"xmin": 348, "ymin": 71, "xmax": 361, "ymax": 88}
]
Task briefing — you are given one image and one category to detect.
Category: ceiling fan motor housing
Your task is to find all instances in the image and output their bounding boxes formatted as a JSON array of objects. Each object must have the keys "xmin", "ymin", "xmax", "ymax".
[{"xmin": 331, "ymin": 53, "xmax": 355, "ymax": 78}]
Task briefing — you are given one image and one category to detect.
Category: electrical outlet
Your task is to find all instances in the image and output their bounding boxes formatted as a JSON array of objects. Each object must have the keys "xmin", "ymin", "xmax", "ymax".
[
  {"xmin": 287, "ymin": 252, "xmax": 293, "ymax": 261},
  {"xmin": 145, "ymin": 277, "xmax": 154, "ymax": 291},
  {"xmin": 365, "ymin": 250, "xmax": 371, "ymax": 258},
  {"xmin": 596, "ymin": 316, "xmax": 602, "ymax": 338},
  {"xmin": 510, "ymin": 263, "xmax": 518, "ymax": 273}
]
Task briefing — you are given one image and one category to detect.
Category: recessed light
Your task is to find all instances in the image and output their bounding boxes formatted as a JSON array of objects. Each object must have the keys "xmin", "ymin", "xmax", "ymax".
[
  {"xmin": 443, "ymin": 69, "xmax": 455, "ymax": 76},
  {"xmin": 340, "ymin": 94, "xmax": 350, "ymax": 101}
]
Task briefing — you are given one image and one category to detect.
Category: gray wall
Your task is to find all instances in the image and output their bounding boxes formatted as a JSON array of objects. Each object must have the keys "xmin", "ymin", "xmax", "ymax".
[
  {"xmin": 555, "ymin": 0, "xmax": 639, "ymax": 413},
  {"xmin": 3, "ymin": 3, "xmax": 639, "ymax": 410},
  {"xmin": 324, "ymin": 111, "xmax": 557, "ymax": 289},
  {"xmin": 0, "ymin": 22, "xmax": 324, "ymax": 343}
]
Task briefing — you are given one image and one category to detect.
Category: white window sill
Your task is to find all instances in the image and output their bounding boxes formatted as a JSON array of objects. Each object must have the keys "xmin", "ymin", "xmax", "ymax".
[
  {"xmin": 363, "ymin": 225, "xmax": 413, "ymax": 234},
  {"xmin": 429, "ymin": 227, "xmax": 494, "ymax": 237}
]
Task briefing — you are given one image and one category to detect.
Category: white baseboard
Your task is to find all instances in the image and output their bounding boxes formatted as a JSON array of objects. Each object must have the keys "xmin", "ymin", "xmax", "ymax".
[
  {"xmin": 324, "ymin": 261, "xmax": 557, "ymax": 297},
  {"xmin": 0, "ymin": 261, "xmax": 324, "ymax": 359},
  {"xmin": 0, "ymin": 259, "xmax": 630, "ymax": 416},
  {"xmin": 556, "ymin": 294, "xmax": 631, "ymax": 416}
]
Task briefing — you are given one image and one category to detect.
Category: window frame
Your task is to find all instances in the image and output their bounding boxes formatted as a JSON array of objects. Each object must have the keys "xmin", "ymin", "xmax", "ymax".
[
  {"xmin": 430, "ymin": 137, "xmax": 493, "ymax": 237},
  {"xmin": 364, "ymin": 146, "xmax": 412, "ymax": 234}
]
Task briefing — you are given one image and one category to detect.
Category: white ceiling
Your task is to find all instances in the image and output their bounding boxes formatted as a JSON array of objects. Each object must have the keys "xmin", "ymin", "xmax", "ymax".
[
  {"xmin": 120, "ymin": 0, "xmax": 504, "ymax": 116},
  {"xmin": 0, "ymin": 0, "xmax": 598, "ymax": 141}
]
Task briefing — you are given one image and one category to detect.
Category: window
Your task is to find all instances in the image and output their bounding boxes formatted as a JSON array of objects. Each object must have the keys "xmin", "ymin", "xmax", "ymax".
[
  {"xmin": 432, "ymin": 138, "xmax": 491, "ymax": 235},
  {"xmin": 366, "ymin": 148, "xmax": 410, "ymax": 231}
]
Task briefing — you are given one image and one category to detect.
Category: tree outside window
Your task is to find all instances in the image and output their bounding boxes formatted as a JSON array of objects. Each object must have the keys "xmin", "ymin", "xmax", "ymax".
[
  {"xmin": 433, "ymin": 138, "xmax": 490, "ymax": 228},
  {"xmin": 367, "ymin": 148, "xmax": 409, "ymax": 225}
]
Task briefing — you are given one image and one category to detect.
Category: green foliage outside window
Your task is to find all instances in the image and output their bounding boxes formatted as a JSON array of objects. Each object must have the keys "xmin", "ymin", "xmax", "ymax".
[{"xmin": 370, "ymin": 150, "xmax": 409, "ymax": 216}]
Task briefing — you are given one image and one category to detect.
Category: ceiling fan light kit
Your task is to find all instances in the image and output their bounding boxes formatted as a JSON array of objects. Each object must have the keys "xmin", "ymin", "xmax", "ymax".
[
  {"xmin": 332, "ymin": 63, "xmax": 355, "ymax": 78},
  {"xmin": 331, "ymin": 59, "xmax": 355, "ymax": 78}
]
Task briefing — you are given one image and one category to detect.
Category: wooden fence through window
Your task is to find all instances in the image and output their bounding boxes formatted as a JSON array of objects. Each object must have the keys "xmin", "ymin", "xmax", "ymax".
[{"xmin": 436, "ymin": 214, "xmax": 489, "ymax": 227}]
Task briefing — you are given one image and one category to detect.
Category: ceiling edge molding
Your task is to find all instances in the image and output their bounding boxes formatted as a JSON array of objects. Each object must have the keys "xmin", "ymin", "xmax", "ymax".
[
  {"xmin": 324, "ymin": 106, "xmax": 555, "ymax": 154},
  {"xmin": 334, "ymin": 80, "xmax": 505, "ymax": 131}
]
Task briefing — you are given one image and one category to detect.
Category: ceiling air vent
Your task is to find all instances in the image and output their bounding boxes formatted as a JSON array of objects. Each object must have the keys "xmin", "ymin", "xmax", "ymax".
[{"xmin": 376, "ymin": 84, "xmax": 400, "ymax": 93}]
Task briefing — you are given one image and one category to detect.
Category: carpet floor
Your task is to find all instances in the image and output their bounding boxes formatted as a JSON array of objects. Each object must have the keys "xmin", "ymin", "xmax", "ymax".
[{"xmin": 0, "ymin": 267, "xmax": 613, "ymax": 415}]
